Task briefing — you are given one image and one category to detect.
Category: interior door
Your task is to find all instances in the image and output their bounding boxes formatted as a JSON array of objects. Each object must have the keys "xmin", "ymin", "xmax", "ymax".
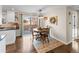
[{"xmin": 72, "ymin": 11, "xmax": 78, "ymax": 39}]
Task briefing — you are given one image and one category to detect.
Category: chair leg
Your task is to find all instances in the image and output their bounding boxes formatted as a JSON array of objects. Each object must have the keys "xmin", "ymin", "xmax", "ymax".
[
  {"xmin": 33, "ymin": 36, "xmax": 34, "ymax": 39},
  {"xmin": 46, "ymin": 37, "xmax": 49, "ymax": 43},
  {"xmin": 36, "ymin": 37, "xmax": 38, "ymax": 40},
  {"xmin": 47, "ymin": 38, "xmax": 49, "ymax": 43}
]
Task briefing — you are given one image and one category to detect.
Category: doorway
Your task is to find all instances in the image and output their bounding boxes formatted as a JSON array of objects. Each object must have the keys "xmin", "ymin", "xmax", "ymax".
[
  {"xmin": 22, "ymin": 15, "xmax": 38, "ymax": 35},
  {"xmin": 71, "ymin": 11, "xmax": 78, "ymax": 40}
]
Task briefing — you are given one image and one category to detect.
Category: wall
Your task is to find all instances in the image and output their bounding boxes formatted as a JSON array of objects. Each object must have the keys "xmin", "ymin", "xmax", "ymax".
[
  {"xmin": 42, "ymin": 6, "xmax": 78, "ymax": 44},
  {"xmin": 0, "ymin": 6, "xmax": 2, "ymax": 24},
  {"xmin": 66, "ymin": 7, "xmax": 73, "ymax": 43},
  {"xmin": 77, "ymin": 11, "xmax": 79, "ymax": 37},
  {"xmin": 43, "ymin": 6, "xmax": 67, "ymax": 44}
]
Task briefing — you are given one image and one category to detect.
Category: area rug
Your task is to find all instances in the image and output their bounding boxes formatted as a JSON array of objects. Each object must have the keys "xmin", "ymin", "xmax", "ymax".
[{"xmin": 33, "ymin": 38, "xmax": 64, "ymax": 53}]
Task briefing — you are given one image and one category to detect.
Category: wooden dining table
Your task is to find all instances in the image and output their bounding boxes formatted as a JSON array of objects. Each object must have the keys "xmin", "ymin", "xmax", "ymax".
[{"xmin": 33, "ymin": 28, "xmax": 49, "ymax": 43}]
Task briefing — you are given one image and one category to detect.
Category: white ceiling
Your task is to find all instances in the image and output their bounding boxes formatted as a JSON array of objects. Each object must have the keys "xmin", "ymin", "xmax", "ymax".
[
  {"xmin": 2, "ymin": 5, "xmax": 47, "ymax": 13},
  {"xmin": 70, "ymin": 5, "xmax": 79, "ymax": 10},
  {"xmin": 2, "ymin": 5, "xmax": 68, "ymax": 13},
  {"xmin": 2, "ymin": 5, "xmax": 79, "ymax": 14}
]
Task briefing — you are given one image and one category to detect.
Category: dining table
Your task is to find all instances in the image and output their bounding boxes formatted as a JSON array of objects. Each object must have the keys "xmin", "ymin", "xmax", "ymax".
[{"xmin": 33, "ymin": 28, "xmax": 49, "ymax": 43}]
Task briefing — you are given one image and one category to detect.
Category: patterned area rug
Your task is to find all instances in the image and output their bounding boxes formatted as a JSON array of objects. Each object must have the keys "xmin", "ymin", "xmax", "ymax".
[{"xmin": 33, "ymin": 38, "xmax": 64, "ymax": 53}]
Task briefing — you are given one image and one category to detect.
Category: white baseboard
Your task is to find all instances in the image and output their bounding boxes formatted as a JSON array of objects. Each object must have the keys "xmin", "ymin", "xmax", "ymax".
[
  {"xmin": 66, "ymin": 41, "xmax": 72, "ymax": 45},
  {"xmin": 50, "ymin": 35, "xmax": 72, "ymax": 45}
]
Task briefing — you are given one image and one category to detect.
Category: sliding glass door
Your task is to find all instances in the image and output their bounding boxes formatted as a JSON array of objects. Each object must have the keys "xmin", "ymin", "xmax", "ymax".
[{"xmin": 22, "ymin": 15, "xmax": 38, "ymax": 34}]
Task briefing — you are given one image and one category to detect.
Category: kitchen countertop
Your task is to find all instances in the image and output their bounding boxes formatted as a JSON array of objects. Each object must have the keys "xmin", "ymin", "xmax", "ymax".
[
  {"xmin": 0, "ymin": 28, "xmax": 16, "ymax": 31},
  {"xmin": 0, "ymin": 22, "xmax": 19, "ymax": 31}
]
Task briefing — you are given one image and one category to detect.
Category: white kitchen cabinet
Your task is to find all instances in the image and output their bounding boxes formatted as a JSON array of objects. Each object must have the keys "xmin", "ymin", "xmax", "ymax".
[
  {"xmin": 0, "ymin": 34, "xmax": 6, "ymax": 53},
  {"xmin": 0, "ymin": 30, "xmax": 16, "ymax": 53},
  {"xmin": 6, "ymin": 30, "xmax": 16, "ymax": 45},
  {"xmin": 6, "ymin": 11, "xmax": 15, "ymax": 23},
  {"xmin": 0, "ymin": 30, "xmax": 16, "ymax": 45}
]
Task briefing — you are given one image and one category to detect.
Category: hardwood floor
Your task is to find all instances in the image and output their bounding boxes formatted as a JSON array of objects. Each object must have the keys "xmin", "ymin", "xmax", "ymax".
[
  {"xmin": 6, "ymin": 36, "xmax": 37, "ymax": 53},
  {"xmin": 47, "ymin": 43, "xmax": 72, "ymax": 53},
  {"xmin": 6, "ymin": 34, "xmax": 78, "ymax": 53}
]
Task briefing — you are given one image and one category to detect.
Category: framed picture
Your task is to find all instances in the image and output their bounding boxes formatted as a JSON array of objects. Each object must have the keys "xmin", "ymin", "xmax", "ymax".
[{"xmin": 50, "ymin": 16, "xmax": 58, "ymax": 25}]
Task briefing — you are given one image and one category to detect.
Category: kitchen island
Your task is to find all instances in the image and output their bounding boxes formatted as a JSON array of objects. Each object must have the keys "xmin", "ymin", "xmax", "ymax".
[
  {"xmin": 0, "ymin": 29, "xmax": 16, "ymax": 45},
  {"xmin": 0, "ymin": 23, "xmax": 18, "ymax": 45}
]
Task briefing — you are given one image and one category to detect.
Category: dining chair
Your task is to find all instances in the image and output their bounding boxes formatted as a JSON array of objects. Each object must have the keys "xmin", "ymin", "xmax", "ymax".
[
  {"xmin": 32, "ymin": 29, "xmax": 40, "ymax": 41},
  {"xmin": 40, "ymin": 28, "xmax": 49, "ymax": 44}
]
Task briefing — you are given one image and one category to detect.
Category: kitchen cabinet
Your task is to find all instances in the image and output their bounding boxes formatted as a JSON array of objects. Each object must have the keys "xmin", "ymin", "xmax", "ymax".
[
  {"xmin": 6, "ymin": 11, "xmax": 15, "ymax": 23},
  {"xmin": 0, "ymin": 34, "xmax": 6, "ymax": 53},
  {"xmin": 0, "ymin": 30, "xmax": 16, "ymax": 45}
]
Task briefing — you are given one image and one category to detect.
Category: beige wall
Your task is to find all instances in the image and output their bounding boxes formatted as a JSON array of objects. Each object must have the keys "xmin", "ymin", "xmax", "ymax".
[
  {"xmin": 42, "ymin": 6, "xmax": 79, "ymax": 44},
  {"xmin": 66, "ymin": 7, "xmax": 73, "ymax": 43},
  {"xmin": 43, "ymin": 6, "xmax": 67, "ymax": 44}
]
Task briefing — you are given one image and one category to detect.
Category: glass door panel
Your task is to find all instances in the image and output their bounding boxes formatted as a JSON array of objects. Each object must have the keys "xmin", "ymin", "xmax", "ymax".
[{"xmin": 22, "ymin": 16, "xmax": 38, "ymax": 34}]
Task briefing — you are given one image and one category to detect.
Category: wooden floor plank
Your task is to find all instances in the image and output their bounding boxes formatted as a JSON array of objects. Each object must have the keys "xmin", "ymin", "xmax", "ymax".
[{"xmin": 6, "ymin": 34, "xmax": 75, "ymax": 53}]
